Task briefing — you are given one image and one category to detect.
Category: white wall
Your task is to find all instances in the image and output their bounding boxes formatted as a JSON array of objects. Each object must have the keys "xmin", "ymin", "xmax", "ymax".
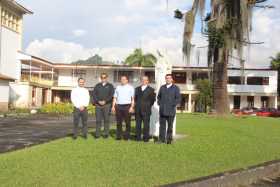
[
  {"xmin": 9, "ymin": 82, "xmax": 31, "ymax": 108},
  {"xmin": 228, "ymin": 69, "xmax": 278, "ymax": 95},
  {"xmin": 0, "ymin": 80, "xmax": 9, "ymax": 103},
  {"xmin": 57, "ymin": 69, "xmax": 76, "ymax": 87},
  {"xmin": 0, "ymin": 27, "xmax": 21, "ymax": 79}
]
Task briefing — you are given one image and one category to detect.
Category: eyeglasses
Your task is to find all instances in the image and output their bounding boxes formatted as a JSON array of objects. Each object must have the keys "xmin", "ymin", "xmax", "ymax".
[{"xmin": 101, "ymin": 77, "xmax": 107, "ymax": 79}]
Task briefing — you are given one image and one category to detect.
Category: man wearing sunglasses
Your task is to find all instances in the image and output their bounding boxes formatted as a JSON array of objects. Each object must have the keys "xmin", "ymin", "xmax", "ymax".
[{"xmin": 92, "ymin": 73, "xmax": 114, "ymax": 139}]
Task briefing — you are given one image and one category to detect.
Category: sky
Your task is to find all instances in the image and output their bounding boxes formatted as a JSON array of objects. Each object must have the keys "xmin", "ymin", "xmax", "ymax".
[{"xmin": 17, "ymin": 0, "xmax": 280, "ymax": 68}]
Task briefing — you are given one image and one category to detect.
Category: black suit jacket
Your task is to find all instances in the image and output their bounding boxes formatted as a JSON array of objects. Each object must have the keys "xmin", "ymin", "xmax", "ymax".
[
  {"xmin": 135, "ymin": 86, "xmax": 156, "ymax": 116},
  {"xmin": 157, "ymin": 84, "xmax": 181, "ymax": 116}
]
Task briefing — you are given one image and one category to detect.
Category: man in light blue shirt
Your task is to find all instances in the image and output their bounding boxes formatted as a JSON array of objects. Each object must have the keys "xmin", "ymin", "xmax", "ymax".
[{"xmin": 112, "ymin": 75, "xmax": 135, "ymax": 140}]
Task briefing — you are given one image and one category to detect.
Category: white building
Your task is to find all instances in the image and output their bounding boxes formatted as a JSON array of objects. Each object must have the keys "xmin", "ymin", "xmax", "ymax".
[
  {"xmin": 0, "ymin": 0, "xmax": 32, "ymax": 111},
  {"xmin": 10, "ymin": 53, "xmax": 279, "ymax": 112}
]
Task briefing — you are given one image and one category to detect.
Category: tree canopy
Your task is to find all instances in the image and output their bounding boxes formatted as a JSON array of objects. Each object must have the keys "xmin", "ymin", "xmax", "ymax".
[
  {"xmin": 176, "ymin": 0, "xmax": 270, "ymax": 115},
  {"xmin": 271, "ymin": 52, "xmax": 280, "ymax": 69},
  {"xmin": 124, "ymin": 48, "xmax": 157, "ymax": 67}
]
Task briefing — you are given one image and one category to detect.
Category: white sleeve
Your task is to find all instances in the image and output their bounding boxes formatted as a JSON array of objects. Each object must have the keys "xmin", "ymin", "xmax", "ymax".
[
  {"xmin": 71, "ymin": 89, "xmax": 78, "ymax": 107},
  {"xmin": 114, "ymin": 86, "xmax": 118, "ymax": 98},
  {"xmin": 84, "ymin": 90, "xmax": 90, "ymax": 107},
  {"xmin": 131, "ymin": 86, "xmax": 135, "ymax": 97}
]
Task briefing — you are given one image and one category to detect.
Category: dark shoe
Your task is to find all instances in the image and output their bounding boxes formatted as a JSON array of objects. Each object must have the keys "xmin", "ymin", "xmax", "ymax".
[
  {"xmin": 116, "ymin": 137, "xmax": 122, "ymax": 141},
  {"xmin": 167, "ymin": 140, "xmax": 172, "ymax": 144},
  {"xmin": 123, "ymin": 135, "xmax": 130, "ymax": 141},
  {"xmin": 72, "ymin": 136, "xmax": 77, "ymax": 140},
  {"xmin": 82, "ymin": 135, "xmax": 88, "ymax": 139},
  {"xmin": 103, "ymin": 135, "xmax": 109, "ymax": 139},
  {"xmin": 155, "ymin": 141, "xmax": 164, "ymax": 144},
  {"xmin": 94, "ymin": 136, "xmax": 100, "ymax": 139}
]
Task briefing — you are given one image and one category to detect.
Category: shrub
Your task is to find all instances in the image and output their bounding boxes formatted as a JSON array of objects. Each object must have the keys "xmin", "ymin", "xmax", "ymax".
[
  {"xmin": 39, "ymin": 103, "xmax": 95, "ymax": 115},
  {"xmin": 87, "ymin": 104, "xmax": 95, "ymax": 115},
  {"xmin": 13, "ymin": 108, "xmax": 30, "ymax": 114},
  {"xmin": 40, "ymin": 103, "xmax": 73, "ymax": 115}
]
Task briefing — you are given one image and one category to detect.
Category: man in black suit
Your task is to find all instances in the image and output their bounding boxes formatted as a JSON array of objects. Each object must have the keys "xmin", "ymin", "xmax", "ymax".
[
  {"xmin": 92, "ymin": 73, "xmax": 114, "ymax": 139},
  {"xmin": 157, "ymin": 74, "xmax": 181, "ymax": 144},
  {"xmin": 135, "ymin": 76, "xmax": 156, "ymax": 142}
]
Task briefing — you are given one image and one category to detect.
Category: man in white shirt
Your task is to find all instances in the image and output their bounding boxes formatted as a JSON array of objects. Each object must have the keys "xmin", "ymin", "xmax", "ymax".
[
  {"xmin": 112, "ymin": 75, "xmax": 135, "ymax": 140},
  {"xmin": 71, "ymin": 78, "xmax": 90, "ymax": 139}
]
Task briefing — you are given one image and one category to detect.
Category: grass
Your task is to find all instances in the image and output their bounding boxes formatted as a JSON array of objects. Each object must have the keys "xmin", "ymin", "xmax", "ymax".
[{"xmin": 1, "ymin": 114, "xmax": 280, "ymax": 187}]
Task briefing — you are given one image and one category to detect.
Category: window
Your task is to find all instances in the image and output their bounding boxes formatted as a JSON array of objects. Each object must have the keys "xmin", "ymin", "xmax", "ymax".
[
  {"xmin": 144, "ymin": 71, "xmax": 155, "ymax": 83},
  {"xmin": 1, "ymin": 8, "xmax": 20, "ymax": 33},
  {"xmin": 233, "ymin": 96, "xmax": 241, "ymax": 109},
  {"xmin": 172, "ymin": 72, "xmax": 187, "ymax": 84},
  {"xmin": 72, "ymin": 70, "xmax": 86, "ymax": 78},
  {"xmin": 247, "ymin": 77, "xmax": 269, "ymax": 85},
  {"xmin": 228, "ymin": 76, "xmax": 242, "ymax": 85},
  {"xmin": 192, "ymin": 72, "xmax": 209, "ymax": 82},
  {"xmin": 261, "ymin": 96, "xmax": 269, "ymax": 108},
  {"xmin": 114, "ymin": 71, "xmax": 134, "ymax": 82},
  {"xmin": 247, "ymin": 96, "xmax": 254, "ymax": 108}
]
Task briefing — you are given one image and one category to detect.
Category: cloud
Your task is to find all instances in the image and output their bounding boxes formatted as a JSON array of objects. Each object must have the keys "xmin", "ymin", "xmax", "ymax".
[
  {"xmin": 26, "ymin": 38, "xmax": 134, "ymax": 63},
  {"xmin": 25, "ymin": 37, "xmax": 183, "ymax": 65},
  {"xmin": 245, "ymin": 6, "xmax": 280, "ymax": 68},
  {"xmin": 113, "ymin": 15, "xmax": 143, "ymax": 25},
  {"xmin": 72, "ymin": 29, "xmax": 87, "ymax": 37},
  {"xmin": 26, "ymin": 39, "xmax": 90, "ymax": 63},
  {"xmin": 124, "ymin": 0, "xmax": 149, "ymax": 9},
  {"xmin": 20, "ymin": 0, "xmax": 280, "ymax": 69}
]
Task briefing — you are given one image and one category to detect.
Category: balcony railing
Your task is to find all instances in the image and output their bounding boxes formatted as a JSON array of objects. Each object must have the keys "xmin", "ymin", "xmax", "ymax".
[
  {"xmin": 227, "ymin": 84, "xmax": 277, "ymax": 94},
  {"xmin": 21, "ymin": 75, "xmax": 54, "ymax": 87}
]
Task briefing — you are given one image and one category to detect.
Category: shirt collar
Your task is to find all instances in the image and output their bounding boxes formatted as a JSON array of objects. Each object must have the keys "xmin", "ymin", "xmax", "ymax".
[
  {"xmin": 141, "ymin": 85, "xmax": 148, "ymax": 91},
  {"xmin": 166, "ymin": 84, "xmax": 173, "ymax": 88}
]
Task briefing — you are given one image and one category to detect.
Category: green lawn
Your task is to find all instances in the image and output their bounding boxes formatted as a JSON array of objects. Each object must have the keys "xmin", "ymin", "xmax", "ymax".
[{"xmin": 1, "ymin": 114, "xmax": 280, "ymax": 187}]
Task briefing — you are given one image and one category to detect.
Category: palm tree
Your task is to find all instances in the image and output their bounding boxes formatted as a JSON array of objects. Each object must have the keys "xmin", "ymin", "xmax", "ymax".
[
  {"xmin": 177, "ymin": 0, "xmax": 270, "ymax": 116},
  {"xmin": 124, "ymin": 48, "xmax": 157, "ymax": 67}
]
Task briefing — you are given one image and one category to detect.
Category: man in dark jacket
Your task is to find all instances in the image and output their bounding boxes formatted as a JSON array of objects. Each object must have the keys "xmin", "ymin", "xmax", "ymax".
[
  {"xmin": 92, "ymin": 73, "xmax": 114, "ymax": 139},
  {"xmin": 157, "ymin": 74, "xmax": 181, "ymax": 144},
  {"xmin": 135, "ymin": 76, "xmax": 156, "ymax": 142}
]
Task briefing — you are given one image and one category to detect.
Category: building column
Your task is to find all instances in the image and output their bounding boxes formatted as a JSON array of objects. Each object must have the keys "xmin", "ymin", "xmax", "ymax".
[
  {"xmin": 188, "ymin": 94, "xmax": 192, "ymax": 113},
  {"xmin": 275, "ymin": 96, "xmax": 278, "ymax": 109},
  {"xmin": 47, "ymin": 89, "xmax": 52, "ymax": 104},
  {"xmin": 0, "ymin": 80, "xmax": 9, "ymax": 112}
]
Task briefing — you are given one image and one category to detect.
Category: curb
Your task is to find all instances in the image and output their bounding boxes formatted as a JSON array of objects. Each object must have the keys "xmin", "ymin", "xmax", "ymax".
[{"xmin": 161, "ymin": 159, "xmax": 280, "ymax": 187}]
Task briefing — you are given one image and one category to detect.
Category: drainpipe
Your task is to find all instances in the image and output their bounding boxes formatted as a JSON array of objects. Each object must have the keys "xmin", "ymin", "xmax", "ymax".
[
  {"xmin": 29, "ymin": 59, "xmax": 31, "ymax": 81},
  {"xmin": 0, "ymin": 16, "xmax": 2, "ymax": 72}
]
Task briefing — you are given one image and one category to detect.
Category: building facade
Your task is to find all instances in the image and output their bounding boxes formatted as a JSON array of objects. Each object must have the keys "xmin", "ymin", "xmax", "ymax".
[
  {"xmin": 0, "ymin": 0, "xmax": 31, "ymax": 111},
  {"xmin": 10, "ymin": 53, "xmax": 279, "ymax": 113}
]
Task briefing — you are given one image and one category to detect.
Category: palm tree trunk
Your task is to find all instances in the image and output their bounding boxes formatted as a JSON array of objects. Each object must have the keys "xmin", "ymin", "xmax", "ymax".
[{"xmin": 212, "ymin": 47, "xmax": 230, "ymax": 115}]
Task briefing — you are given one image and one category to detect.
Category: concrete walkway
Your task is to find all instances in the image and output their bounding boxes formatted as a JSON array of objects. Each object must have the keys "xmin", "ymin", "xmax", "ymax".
[
  {"xmin": 0, "ymin": 115, "xmax": 96, "ymax": 153},
  {"xmin": 249, "ymin": 177, "xmax": 280, "ymax": 187}
]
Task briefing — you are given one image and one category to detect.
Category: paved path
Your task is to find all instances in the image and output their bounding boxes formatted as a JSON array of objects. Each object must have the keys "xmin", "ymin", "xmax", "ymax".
[
  {"xmin": 0, "ymin": 115, "xmax": 96, "ymax": 153},
  {"xmin": 249, "ymin": 177, "xmax": 280, "ymax": 187}
]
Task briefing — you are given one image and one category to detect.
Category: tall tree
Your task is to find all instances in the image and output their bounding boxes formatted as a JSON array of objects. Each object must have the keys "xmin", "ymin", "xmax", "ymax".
[
  {"xmin": 177, "ymin": 0, "xmax": 270, "ymax": 115},
  {"xmin": 270, "ymin": 52, "xmax": 280, "ymax": 96},
  {"xmin": 195, "ymin": 79, "xmax": 213, "ymax": 113},
  {"xmin": 124, "ymin": 48, "xmax": 157, "ymax": 67}
]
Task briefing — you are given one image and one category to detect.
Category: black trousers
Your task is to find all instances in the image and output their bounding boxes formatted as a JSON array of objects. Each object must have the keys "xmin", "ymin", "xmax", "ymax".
[
  {"xmin": 135, "ymin": 113, "xmax": 150, "ymax": 142},
  {"xmin": 73, "ymin": 107, "xmax": 88, "ymax": 138},
  {"xmin": 95, "ymin": 104, "xmax": 111, "ymax": 137},
  {"xmin": 116, "ymin": 104, "xmax": 131, "ymax": 140},
  {"xmin": 159, "ymin": 115, "xmax": 175, "ymax": 143}
]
